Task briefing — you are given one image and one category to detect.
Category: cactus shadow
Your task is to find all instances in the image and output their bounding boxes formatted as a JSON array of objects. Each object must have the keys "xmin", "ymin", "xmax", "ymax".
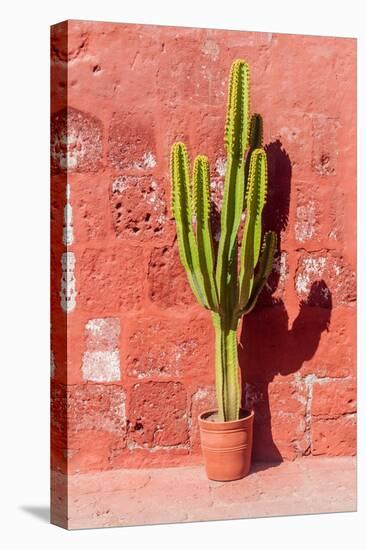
[{"xmin": 238, "ymin": 140, "xmax": 333, "ymax": 466}]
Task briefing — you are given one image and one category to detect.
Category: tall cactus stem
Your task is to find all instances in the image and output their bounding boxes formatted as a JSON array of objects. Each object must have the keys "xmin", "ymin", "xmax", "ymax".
[
  {"xmin": 170, "ymin": 59, "xmax": 276, "ymax": 423},
  {"xmin": 193, "ymin": 155, "xmax": 219, "ymax": 311},
  {"xmin": 213, "ymin": 314, "xmax": 240, "ymax": 421},
  {"xmin": 170, "ymin": 142, "xmax": 207, "ymax": 308}
]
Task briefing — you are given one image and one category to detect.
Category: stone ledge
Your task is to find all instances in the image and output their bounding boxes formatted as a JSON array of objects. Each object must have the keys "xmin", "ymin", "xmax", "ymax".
[{"xmin": 51, "ymin": 456, "xmax": 356, "ymax": 529}]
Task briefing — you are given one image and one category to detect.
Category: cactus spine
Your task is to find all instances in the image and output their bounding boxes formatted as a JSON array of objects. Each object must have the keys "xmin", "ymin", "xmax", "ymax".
[{"xmin": 171, "ymin": 59, "xmax": 277, "ymax": 421}]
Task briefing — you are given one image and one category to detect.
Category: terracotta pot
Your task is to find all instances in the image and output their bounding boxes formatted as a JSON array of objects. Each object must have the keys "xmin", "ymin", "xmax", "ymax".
[{"xmin": 198, "ymin": 408, "xmax": 254, "ymax": 481}]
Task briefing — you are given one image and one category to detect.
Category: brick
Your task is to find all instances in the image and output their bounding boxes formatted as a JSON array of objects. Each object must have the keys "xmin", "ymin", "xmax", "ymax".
[
  {"xmin": 53, "ymin": 384, "xmax": 126, "ymax": 434},
  {"xmin": 245, "ymin": 376, "xmax": 306, "ymax": 419},
  {"xmin": 51, "ymin": 383, "xmax": 127, "ymax": 472},
  {"xmin": 246, "ymin": 376, "xmax": 307, "ymax": 461},
  {"xmin": 294, "ymin": 192, "xmax": 319, "ymax": 244},
  {"xmin": 240, "ymin": 302, "xmax": 333, "ymax": 382},
  {"xmin": 110, "ymin": 175, "xmax": 169, "ymax": 240},
  {"xmin": 127, "ymin": 381, "xmax": 189, "ymax": 448},
  {"xmin": 78, "ymin": 245, "xmax": 145, "ymax": 314},
  {"xmin": 295, "ymin": 250, "xmax": 356, "ymax": 307},
  {"xmin": 81, "ymin": 318, "xmax": 121, "ymax": 382},
  {"xmin": 269, "ymin": 376, "xmax": 307, "ymax": 416},
  {"xmin": 293, "ymin": 307, "xmax": 356, "ymax": 379},
  {"xmin": 272, "ymin": 414, "xmax": 307, "ymax": 460},
  {"xmin": 311, "ymin": 115, "xmax": 340, "ymax": 176},
  {"xmin": 266, "ymin": 111, "xmax": 313, "ymax": 180},
  {"xmin": 311, "ymin": 415, "xmax": 356, "ymax": 456},
  {"xmin": 71, "ymin": 174, "xmax": 110, "ymax": 242},
  {"xmin": 268, "ymin": 251, "xmax": 289, "ymax": 298},
  {"xmin": 51, "ymin": 107, "xmax": 103, "ymax": 173},
  {"xmin": 148, "ymin": 244, "xmax": 197, "ymax": 308},
  {"xmin": 85, "ymin": 317, "xmax": 120, "ymax": 351},
  {"xmin": 156, "ymin": 33, "xmax": 227, "ymax": 107},
  {"xmin": 125, "ymin": 315, "xmax": 212, "ymax": 379},
  {"xmin": 108, "ymin": 113, "xmax": 157, "ymax": 171},
  {"xmin": 312, "ymin": 378, "xmax": 356, "ymax": 418},
  {"xmin": 252, "ymin": 412, "xmax": 306, "ymax": 462},
  {"xmin": 68, "ymin": 431, "xmax": 126, "ymax": 473},
  {"xmin": 262, "ymin": 35, "xmax": 343, "ymax": 117},
  {"xmin": 262, "ymin": 140, "xmax": 292, "ymax": 234},
  {"xmin": 293, "ymin": 180, "xmax": 344, "ymax": 247},
  {"xmin": 81, "ymin": 351, "xmax": 120, "ymax": 382},
  {"xmin": 156, "ymin": 28, "xmax": 272, "ymax": 109}
]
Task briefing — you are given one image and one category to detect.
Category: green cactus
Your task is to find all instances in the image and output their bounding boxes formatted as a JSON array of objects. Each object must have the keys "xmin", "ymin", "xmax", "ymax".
[{"xmin": 170, "ymin": 59, "xmax": 277, "ymax": 421}]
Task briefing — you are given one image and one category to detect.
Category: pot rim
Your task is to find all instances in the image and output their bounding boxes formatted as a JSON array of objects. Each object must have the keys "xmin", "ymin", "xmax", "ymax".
[{"xmin": 198, "ymin": 408, "xmax": 254, "ymax": 425}]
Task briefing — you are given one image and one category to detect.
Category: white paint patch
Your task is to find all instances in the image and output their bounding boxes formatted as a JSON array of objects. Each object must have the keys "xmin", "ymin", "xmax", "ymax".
[
  {"xmin": 295, "ymin": 256, "xmax": 326, "ymax": 295},
  {"xmin": 63, "ymin": 183, "xmax": 74, "ymax": 245},
  {"xmin": 273, "ymin": 251, "xmax": 288, "ymax": 284},
  {"xmin": 60, "ymin": 152, "xmax": 78, "ymax": 170},
  {"xmin": 143, "ymin": 151, "xmax": 157, "ymax": 168},
  {"xmin": 292, "ymin": 373, "xmax": 318, "ymax": 452},
  {"xmin": 333, "ymin": 262, "xmax": 342, "ymax": 276},
  {"xmin": 54, "ymin": 131, "xmax": 84, "ymax": 171},
  {"xmin": 85, "ymin": 317, "xmax": 120, "ymax": 349},
  {"xmin": 127, "ymin": 440, "xmax": 190, "ymax": 452},
  {"xmin": 215, "ymin": 157, "xmax": 226, "ymax": 177},
  {"xmin": 112, "ymin": 175, "xmax": 128, "ymax": 193},
  {"xmin": 295, "ymin": 201, "xmax": 316, "ymax": 242},
  {"xmin": 134, "ymin": 151, "xmax": 157, "ymax": 170},
  {"xmin": 83, "ymin": 317, "xmax": 121, "ymax": 381},
  {"xmin": 60, "ymin": 251, "xmax": 77, "ymax": 312},
  {"xmin": 278, "ymin": 126, "xmax": 301, "ymax": 143},
  {"xmin": 193, "ymin": 387, "xmax": 210, "ymax": 400},
  {"xmin": 202, "ymin": 39, "xmax": 220, "ymax": 61},
  {"xmin": 62, "ymin": 449, "xmax": 77, "ymax": 459},
  {"xmin": 210, "ymin": 177, "xmax": 224, "ymax": 211},
  {"xmin": 81, "ymin": 350, "xmax": 121, "ymax": 382},
  {"xmin": 321, "ymin": 286, "xmax": 331, "ymax": 300},
  {"xmin": 143, "ymin": 181, "xmax": 166, "ymax": 223}
]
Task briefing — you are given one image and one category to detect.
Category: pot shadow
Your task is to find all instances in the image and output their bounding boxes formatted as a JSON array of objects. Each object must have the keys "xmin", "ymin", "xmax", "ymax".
[{"xmin": 237, "ymin": 140, "xmax": 333, "ymax": 470}]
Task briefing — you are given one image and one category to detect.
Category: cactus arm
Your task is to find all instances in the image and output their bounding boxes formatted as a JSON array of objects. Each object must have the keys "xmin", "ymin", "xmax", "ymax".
[
  {"xmin": 237, "ymin": 148, "xmax": 268, "ymax": 313},
  {"xmin": 224, "ymin": 60, "xmax": 250, "ymax": 158},
  {"xmin": 193, "ymin": 155, "xmax": 219, "ymax": 312},
  {"xmin": 244, "ymin": 113, "xmax": 263, "ymax": 207},
  {"xmin": 216, "ymin": 60, "xmax": 250, "ymax": 316},
  {"xmin": 241, "ymin": 230, "xmax": 277, "ymax": 315},
  {"xmin": 171, "ymin": 142, "xmax": 207, "ymax": 308}
]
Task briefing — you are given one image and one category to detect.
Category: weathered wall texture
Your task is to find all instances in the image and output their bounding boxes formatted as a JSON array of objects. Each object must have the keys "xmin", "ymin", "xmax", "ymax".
[{"xmin": 51, "ymin": 20, "xmax": 356, "ymax": 475}]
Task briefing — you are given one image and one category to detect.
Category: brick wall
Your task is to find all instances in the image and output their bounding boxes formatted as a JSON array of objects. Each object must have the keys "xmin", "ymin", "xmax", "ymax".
[{"xmin": 51, "ymin": 20, "xmax": 356, "ymax": 474}]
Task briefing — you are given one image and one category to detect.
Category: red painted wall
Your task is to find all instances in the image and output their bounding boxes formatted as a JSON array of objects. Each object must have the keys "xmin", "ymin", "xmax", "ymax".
[{"xmin": 51, "ymin": 20, "xmax": 356, "ymax": 474}]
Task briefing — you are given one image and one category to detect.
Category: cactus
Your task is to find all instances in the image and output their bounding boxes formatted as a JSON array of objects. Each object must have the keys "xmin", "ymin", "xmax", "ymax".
[{"xmin": 171, "ymin": 59, "xmax": 277, "ymax": 421}]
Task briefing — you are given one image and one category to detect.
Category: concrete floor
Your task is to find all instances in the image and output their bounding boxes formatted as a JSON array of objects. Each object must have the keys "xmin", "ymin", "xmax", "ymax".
[{"xmin": 51, "ymin": 456, "xmax": 356, "ymax": 529}]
